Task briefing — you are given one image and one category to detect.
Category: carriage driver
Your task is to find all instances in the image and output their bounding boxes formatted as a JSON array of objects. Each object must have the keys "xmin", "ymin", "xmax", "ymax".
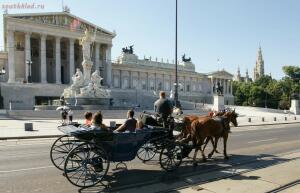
[{"xmin": 154, "ymin": 91, "xmax": 173, "ymax": 129}]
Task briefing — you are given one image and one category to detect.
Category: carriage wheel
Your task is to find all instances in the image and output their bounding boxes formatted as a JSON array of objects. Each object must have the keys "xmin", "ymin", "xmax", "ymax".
[
  {"xmin": 64, "ymin": 143, "xmax": 110, "ymax": 188},
  {"xmin": 159, "ymin": 141, "xmax": 183, "ymax": 171},
  {"xmin": 137, "ymin": 141, "xmax": 156, "ymax": 162},
  {"xmin": 50, "ymin": 135, "xmax": 81, "ymax": 170}
]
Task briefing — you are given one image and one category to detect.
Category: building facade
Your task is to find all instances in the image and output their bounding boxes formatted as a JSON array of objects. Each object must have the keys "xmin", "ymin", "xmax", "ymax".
[{"xmin": 0, "ymin": 11, "xmax": 234, "ymax": 109}]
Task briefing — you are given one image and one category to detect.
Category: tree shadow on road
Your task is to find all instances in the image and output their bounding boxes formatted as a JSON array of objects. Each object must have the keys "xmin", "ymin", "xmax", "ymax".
[{"xmin": 78, "ymin": 153, "xmax": 290, "ymax": 193}]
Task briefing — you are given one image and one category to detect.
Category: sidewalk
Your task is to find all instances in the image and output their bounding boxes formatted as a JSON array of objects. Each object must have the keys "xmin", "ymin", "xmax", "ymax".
[
  {"xmin": 176, "ymin": 152, "xmax": 300, "ymax": 193},
  {"xmin": 0, "ymin": 115, "xmax": 300, "ymax": 139},
  {"xmin": 0, "ymin": 118, "xmax": 125, "ymax": 139}
]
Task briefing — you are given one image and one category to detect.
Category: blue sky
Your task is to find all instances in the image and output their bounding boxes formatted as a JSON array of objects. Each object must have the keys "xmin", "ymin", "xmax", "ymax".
[{"xmin": 1, "ymin": 0, "xmax": 300, "ymax": 79}]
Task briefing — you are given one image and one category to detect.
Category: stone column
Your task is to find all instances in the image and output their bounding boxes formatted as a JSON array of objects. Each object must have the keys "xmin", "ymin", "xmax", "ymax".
[
  {"xmin": 210, "ymin": 78, "xmax": 214, "ymax": 94},
  {"xmin": 55, "ymin": 37, "xmax": 61, "ymax": 84},
  {"xmin": 183, "ymin": 77, "xmax": 186, "ymax": 93},
  {"xmin": 162, "ymin": 74, "xmax": 165, "ymax": 90},
  {"xmin": 69, "ymin": 38, "xmax": 75, "ymax": 84},
  {"xmin": 129, "ymin": 71, "xmax": 132, "ymax": 89},
  {"xmin": 7, "ymin": 30, "xmax": 15, "ymax": 83},
  {"xmin": 95, "ymin": 43, "xmax": 100, "ymax": 71},
  {"xmin": 25, "ymin": 32, "xmax": 31, "ymax": 82},
  {"xmin": 40, "ymin": 34, "xmax": 47, "ymax": 83},
  {"xmin": 146, "ymin": 72, "xmax": 149, "ymax": 90},
  {"xmin": 106, "ymin": 45, "xmax": 112, "ymax": 87},
  {"xmin": 154, "ymin": 73, "xmax": 157, "ymax": 90},
  {"xmin": 224, "ymin": 80, "xmax": 227, "ymax": 94},
  {"xmin": 119, "ymin": 70, "xmax": 122, "ymax": 89},
  {"xmin": 221, "ymin": 79, "xmax": 224, "ymax": 94},
  {"xmin": 230, "ymin": 81, "xmax": 233, "ymax": 95},
  {"xmin": 137, "ymin": 71, "xmax": 140, "ymax": 89},
  {"xmin": 227, "ymin": 80, "xmax": 230, "ymax": 94}
]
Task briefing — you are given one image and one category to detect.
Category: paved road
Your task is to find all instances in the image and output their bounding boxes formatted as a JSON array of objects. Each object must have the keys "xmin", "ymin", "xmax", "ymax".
[{"xmin": 0, "ymin": 123, "xmax": 300, "ymax": 193}]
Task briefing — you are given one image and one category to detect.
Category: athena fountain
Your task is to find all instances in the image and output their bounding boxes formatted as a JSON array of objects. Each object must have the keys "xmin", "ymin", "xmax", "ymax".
[{"xmin": 62, "ymin": 29, "xmax": 112, "ymax": 109}]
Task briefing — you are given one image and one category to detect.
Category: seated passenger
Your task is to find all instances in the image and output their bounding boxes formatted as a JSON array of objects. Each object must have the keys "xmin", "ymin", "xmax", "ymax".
[
  {"xmin": 91, "ymin": 111, "xmax": 107, "ymax": 131},
  {"xmin": 115, "ymin": 109, "xmax": 137, "ymax": 132},
  {"xmin": 84, "ymin": 111, "xmax": 93, "ymax": 126}
]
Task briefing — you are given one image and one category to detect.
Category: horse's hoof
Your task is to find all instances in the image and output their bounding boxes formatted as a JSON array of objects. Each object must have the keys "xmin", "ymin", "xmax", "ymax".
[
  {"xmin": 208, "ymin": 154, "xmax": 213, "ymax": 158},
  {"xmin": 224, "ymin": 156, "xmax": 229, "ymax": 160},
  {"xmin": 193, "ymin": 162, "xmax": 198, "ymax": 167}
]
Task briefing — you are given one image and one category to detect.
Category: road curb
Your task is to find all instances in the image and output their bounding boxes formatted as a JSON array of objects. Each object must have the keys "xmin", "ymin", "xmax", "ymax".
[{"xmin": 237, "ymin": 121, "xmax": 300, "ymax": 127}]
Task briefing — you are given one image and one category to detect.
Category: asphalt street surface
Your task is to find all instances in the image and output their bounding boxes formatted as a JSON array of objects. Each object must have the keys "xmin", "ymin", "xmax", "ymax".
[{"xmin": 0, "ymin": 123, "xmax": 300, "ymax": 193}]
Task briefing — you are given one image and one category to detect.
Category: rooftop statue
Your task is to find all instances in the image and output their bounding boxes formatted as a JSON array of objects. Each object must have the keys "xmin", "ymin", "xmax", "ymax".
[
  {"xmin": 182, "ymin": 54, "xmax": 191, "ymax": 62},
  {"xmin": 122, "ymin": 45, "xmax": 134, "ymax": 54}
]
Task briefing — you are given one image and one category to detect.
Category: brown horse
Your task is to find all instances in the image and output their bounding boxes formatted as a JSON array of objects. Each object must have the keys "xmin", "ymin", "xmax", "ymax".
[
  {"xmin": 177, "ymin": 110, "xmax": 237, "ymax": 154},
  {"xmin": 179, "ymin": 111, "xmax": 237, "ymax": 166},
  {"xmin": 206, "ymin": 111, "xmax": 238, "ymax": 158},
  {"xmin": 189, "ymin": 116, "xmax": 230, "ymax": 166}
]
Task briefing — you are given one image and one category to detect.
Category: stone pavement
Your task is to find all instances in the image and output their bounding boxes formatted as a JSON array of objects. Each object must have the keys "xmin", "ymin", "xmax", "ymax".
[{"xmin": 175, "ymin": 152, "xmax": 300, "ymax": 193}]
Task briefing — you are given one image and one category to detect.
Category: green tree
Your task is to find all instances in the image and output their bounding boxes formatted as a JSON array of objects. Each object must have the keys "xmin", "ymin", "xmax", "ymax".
[{"xmin": 282, "ymin": 66, "xmax": 300, "ymax": 82}]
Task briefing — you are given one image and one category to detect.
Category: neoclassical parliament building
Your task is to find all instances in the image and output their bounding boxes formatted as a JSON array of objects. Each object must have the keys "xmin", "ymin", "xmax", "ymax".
[{"xmin": 0, "ymin": 10, "xmax": 234, "ymax": 110}]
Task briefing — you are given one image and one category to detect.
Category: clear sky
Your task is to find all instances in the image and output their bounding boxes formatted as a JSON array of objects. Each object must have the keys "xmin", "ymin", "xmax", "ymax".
[{"xmin": 1, "ymin": 0, "xmax": 300, "ymax": 79}]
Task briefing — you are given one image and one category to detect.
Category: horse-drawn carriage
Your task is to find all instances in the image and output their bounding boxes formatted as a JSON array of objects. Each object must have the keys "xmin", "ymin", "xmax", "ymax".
[
  {"xmin": 50, "ymin": 112, "xmax": 185, "ymax": 188},
  {"xmin": 50, "ymin": 110, "xmax": 238, "ymax": 188}
]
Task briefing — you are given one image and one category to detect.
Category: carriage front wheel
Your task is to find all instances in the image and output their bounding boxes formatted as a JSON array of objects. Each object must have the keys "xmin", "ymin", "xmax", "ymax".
[
  {"xmin": 64, "ymin": 143, "xmax": 110, "ymax": 188},
  {"xmin": 137, "ymin": 140, "xmax": 156, "ymax": 162},
  {"xmin": 159, "ymin": 141, "xmax": 183, "ymax": 171},
  {"xmin": 50, "ymin": 135, "xmax": 81, "ymax": 170}
]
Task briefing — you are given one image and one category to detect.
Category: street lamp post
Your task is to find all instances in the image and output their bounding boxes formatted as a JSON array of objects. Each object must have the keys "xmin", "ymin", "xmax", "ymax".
[
  {"xmin": 174, "ymin": 0, "xmax": 179, "ymax": 107},
  {"xmin": 26, "ymin": 60, "xmax": 32, "ymax": 83}
]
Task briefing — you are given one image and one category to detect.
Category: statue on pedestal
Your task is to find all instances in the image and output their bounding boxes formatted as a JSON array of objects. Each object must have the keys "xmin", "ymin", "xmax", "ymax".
[
  {"xmin": 216, "ymin": 81, "xmax": 223, "ymax": 96},
  {"xmin": 62, "ymin": 28, "xmax": 112, "ymax": 104},
  {"xmin": 80, "ymin": 29, "xmax": 94, "ymax": 83},
  {"xmin": 80, "ymin": 29, "xmax": 95, "ymax": 61}
]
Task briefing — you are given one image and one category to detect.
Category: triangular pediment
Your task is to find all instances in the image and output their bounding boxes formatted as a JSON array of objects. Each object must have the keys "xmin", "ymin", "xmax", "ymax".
[
  {"xmin": 6, "ymin": 12, "xmax": 115, "ymax": 36},
  {"xmin": 208, "ymin": 70, "xmax": 233, "ymax": 78}
]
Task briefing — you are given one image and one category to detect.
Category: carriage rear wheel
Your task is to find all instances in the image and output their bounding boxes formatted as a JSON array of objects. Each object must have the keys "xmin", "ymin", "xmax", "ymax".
[
  {"xmin": 137, "ymin": 140, "xmax": 156, "ymax": 162},
  {"xmin": 159, "ymin": 141, "xmax": 183, "ymax": 171},
  {"xmin": 50, "ymin": 135, "xmax": 81, "ymax": 170},
  {"xmin": 64, "ymin": 143, "xmax": 110, "ymax": 188}
]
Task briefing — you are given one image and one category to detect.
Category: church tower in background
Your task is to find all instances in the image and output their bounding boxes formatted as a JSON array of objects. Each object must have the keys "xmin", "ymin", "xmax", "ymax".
[{"xmin": 253, "ymin": 45, "xmax": 265, "ymax": 81}]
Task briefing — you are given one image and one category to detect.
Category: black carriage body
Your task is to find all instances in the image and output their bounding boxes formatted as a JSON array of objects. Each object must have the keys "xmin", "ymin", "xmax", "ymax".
[{"xmin": 58, "ymin": 125, "xmax": 169, "ymax": 162}]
